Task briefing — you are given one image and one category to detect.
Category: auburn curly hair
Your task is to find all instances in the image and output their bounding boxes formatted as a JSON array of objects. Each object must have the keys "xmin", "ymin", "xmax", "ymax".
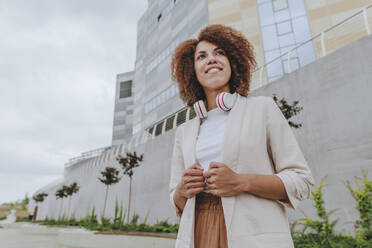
[{"xmin": 171, "ymin": 24, "xmax": 256, "ymax": 107}]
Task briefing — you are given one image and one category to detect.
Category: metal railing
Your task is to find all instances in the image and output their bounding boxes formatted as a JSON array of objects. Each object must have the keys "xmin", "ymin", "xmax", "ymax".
[
  {"xmin": 64, "ymin": 146, "xmax": 111, "ymax": 167},
  {"xmin": 253, "ymin": 4, "xmax": 372, "ymax": 89}
]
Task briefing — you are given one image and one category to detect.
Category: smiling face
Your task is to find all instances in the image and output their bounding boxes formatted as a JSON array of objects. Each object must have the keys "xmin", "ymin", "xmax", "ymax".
[{"xmin": 194, "ymin": 41, "xmax": 231, "ymax": 95}]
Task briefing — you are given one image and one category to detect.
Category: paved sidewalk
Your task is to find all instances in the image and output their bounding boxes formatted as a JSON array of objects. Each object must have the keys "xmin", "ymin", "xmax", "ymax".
[
  {"xmin": 0, "ymin": 222, "xmax": 176, "ymax": 248},
  {"xmin": 0, "ymin": 223, "xmax": 60, "ymax": 248}
]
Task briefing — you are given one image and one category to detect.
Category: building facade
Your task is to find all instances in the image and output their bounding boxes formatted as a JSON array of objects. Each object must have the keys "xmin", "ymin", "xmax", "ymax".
[
  {"xmin": 112, "ymin": 71, "xmax": 134, "ymax": 145},
  {"xmin": 31, "ymin": 0, "xmax": 372, "ymax": 232}
]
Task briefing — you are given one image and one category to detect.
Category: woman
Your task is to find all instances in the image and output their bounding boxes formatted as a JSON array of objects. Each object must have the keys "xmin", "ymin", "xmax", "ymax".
[{"xmin": 169, "ymin": 24, "xmax": 314, "ymax": 248}]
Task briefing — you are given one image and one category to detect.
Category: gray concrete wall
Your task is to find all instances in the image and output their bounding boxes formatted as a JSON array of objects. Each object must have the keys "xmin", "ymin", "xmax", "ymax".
[
  {"xmin": 33, "ymin": 35, "xmax": 372, "ymax": 233},
  {"xmin": 248, "ymin": 35, "xmax": 372, "ymax": 231}
]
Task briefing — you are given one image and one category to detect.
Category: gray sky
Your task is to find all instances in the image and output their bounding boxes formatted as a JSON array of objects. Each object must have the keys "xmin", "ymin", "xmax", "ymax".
[{"xmin": 0, "ymin": 0, "xmax": 147, "ymax": 204}]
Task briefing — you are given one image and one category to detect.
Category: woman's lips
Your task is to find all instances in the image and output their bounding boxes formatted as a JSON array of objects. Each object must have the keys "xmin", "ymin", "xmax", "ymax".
[{"xmin": 206, "ymin": 67, "xmax": 222, "ymax": 74}]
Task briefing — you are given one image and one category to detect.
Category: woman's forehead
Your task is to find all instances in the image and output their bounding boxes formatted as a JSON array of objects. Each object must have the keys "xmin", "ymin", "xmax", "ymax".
[{"xmin": 195, "ymin": 40, "xmax": 219, "ymax": 52}]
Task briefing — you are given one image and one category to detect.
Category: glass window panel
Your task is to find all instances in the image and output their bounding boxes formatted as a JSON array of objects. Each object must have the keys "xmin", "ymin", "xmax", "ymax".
[
  {"xmin": 257, "ymin": 0, "xmax": 270, "ymax": 4},
  {"xmin": 278, "ymin": 33, "xmax": 295, "ymax": 47},
  {"xmin": 261, "ymin": 25, "xmax": 279, "ymax": 51},
  {"xmin": 156, "ymin": 96, "xmax": 160, "ymax": 106},
  {"xmin": 258, "ymin": 2, "xmax": 275, "ymax": 26},
  {"xmin": 276, "ymin": 20, "xmax": 292, "ymax": 35},
  {"xmin": 282, "ymin": 57, "xmax": 299, "ymax": 73},
  {"xmin": 165, "ymin": 88, "xmax": 170, "ymax": 99},
  {"xmin": 273, "ymin": 0, "xmax": 288, "ymax": 12},
  {"xmin": 176, "ymin": 109, "xmax": 187, "ymax": 126},
  {"xmin": 171, "ymin": 85, "xmax": 175, "ymax": 96},
  {"xmin": 274, "ymin": 8, "xmax": 290, "ymax": 22},
  {"xmin": 280, "ymin": 44, "xmax": 296, "ymax": 56},
  {"xmin": 161, "ymin": 91, "xmax": 166, "ymax": 103},
  {"xmin": 288, "ymin": 0, "xmax": 306, "ymax": 18},
  {"xmin": 264, "ymin": 49, "xmax": 280, "ymax": 63},
  {"xmin": 266, "ymin": 58, "xmax": 283, "ymax": 79},
  {"xmin": 189, "ymin": 108, "xmax": 196, "ymax": 119},
  {"xmin": 297, "ymin": 42, "xmax": 316, "ymax": 67},
  {"xmin": 155, "ymin": 122, "xmax": 163, "ymax": 136},
  {"xmin": 292, "ymin": 16, "xmax": 312, "ymax": 43},
  {"xmin": 165, "ymin": 115, "xmax": 175, "ymax": 131}
]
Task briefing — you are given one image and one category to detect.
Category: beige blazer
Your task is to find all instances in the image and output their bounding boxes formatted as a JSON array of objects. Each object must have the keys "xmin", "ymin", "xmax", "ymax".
[{"xmin": 169, "ymin": 95, "xmax": 314, "ymax": 248}]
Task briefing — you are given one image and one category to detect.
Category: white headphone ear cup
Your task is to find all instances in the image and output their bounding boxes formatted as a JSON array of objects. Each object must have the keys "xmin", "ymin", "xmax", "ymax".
[
  {"xmin": 216, "ymin": 92, "xmax": 237, "ymax": 112},
  {"xmin": 193, "ymin": 100, "xmax": 208, "ymax": 119}
]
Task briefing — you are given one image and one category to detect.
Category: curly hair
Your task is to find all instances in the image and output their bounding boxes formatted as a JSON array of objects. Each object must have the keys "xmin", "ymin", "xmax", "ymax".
[{"xmin": 171, "ymin": 24, "xmax": 256, "ymax": 107}]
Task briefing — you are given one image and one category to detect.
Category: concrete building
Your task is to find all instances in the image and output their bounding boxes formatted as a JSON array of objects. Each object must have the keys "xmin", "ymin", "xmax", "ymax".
[
  {"xmin": 31, "ymin": 0, "xmax": 372, "ymax": 233},
  {"xmin": 112, "ymin": 71, "xmax": 135, "ymax": 145}
]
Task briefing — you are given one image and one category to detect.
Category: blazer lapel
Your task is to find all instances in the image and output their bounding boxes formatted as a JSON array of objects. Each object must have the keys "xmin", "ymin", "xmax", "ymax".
[
  {"xmin": 182, "ymin": 117, "xmax": 200, "ymax": 167},
  {"xmin": 180, "ymin": 117, "xmax": 200, "ymax": 248},
  {"xmin": 221, "ymin": 95, "xmax": 246, "ymax": 232}
]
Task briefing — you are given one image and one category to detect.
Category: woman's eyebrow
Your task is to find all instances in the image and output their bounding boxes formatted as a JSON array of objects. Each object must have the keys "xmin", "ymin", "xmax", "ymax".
[{"xmin": 196, "ymin": 47, "xmax": 222, "ymax": 54}]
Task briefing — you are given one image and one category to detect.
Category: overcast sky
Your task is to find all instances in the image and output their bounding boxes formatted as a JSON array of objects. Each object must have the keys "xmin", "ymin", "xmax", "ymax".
[{"xmin": 0, "ymin": 0, "xmax": 147, "ymax": 204}]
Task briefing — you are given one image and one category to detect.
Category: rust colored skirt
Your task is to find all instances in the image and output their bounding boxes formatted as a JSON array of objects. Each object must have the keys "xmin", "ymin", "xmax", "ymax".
[{"xmin": 194, "ymin": 192, "xmax": 228, "ymax": 248}]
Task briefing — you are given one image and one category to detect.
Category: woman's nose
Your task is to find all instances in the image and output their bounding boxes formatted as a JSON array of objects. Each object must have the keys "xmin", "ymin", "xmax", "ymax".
[{"xmin": 207, "ymin": 55, "xmax": 217, "ymax": 64}]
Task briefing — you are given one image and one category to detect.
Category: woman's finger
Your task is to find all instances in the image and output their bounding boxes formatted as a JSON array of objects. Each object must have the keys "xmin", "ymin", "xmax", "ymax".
[
  {"xmin": 184, "ymin": 169, "xmax": 204, "ymax": 176},
  {"xmin": 186, "ymin": 187, "xmax": 204, "ymax": 198},
  {"xmin": 185, "ymin": 181, "xmax": 205, "ymax": 189},
  {"xmin": 184, "ymin": 176, "xmax": 204, "ymax": 183},
  {"xmin": 205, "ymin": 177, "xmax": 216, "ymax": 184}
]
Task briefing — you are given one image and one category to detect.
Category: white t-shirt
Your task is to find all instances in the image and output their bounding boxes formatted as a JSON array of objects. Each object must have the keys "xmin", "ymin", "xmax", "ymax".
[{"xmin": 195, "ymin": 107, "xmax": 229, "ymax": 174}]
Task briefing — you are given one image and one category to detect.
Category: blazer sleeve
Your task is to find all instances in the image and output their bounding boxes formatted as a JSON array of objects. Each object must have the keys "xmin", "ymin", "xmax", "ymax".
[
  {"xmin": 265, "ymin": 97, "xmax": 315, "ymax": 210},
  {"xmin": 169, "ymin": 126, "xmax": 185, "ymax": 217}
]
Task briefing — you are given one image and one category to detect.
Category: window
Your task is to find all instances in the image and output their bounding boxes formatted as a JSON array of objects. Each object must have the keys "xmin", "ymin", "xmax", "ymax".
[
  {"xmin": 273, "ymin": 0, "xmax": 288, "ymax": 12},
  {"xmin": 119, "ymin": 81, "xmax": 132, "ymax": 98},
  {"xmin": 189, "ymin": 108, "xmax": 196, "ymax": 120},
  {"xmin": 148, "ymin": 126, "xmax": 154, "ymax": 135},
  {"xmin": 155, "ymin": 122, "xmax": 164, "ymax": 136},
  {"xmin": 261, "ymin": 25, "xmax": 279, "ymax": 51},
  {"xmin": 278, "ymin": 33, "xmax": 295, "ymax": 47},
  {"xmin": 165, "ymin": 115, "xmax": 175, "ymax": 131},
  {"xmin": 282, "ymin": 57, "xmax": 299, "ymax": 73},
  {"xmin": 276, "ymin": 20, "xmax": 292, "ymax": 35},
  {"xmin": 176, "ymin": 109, "xmax": 187, "ymax": 126}
]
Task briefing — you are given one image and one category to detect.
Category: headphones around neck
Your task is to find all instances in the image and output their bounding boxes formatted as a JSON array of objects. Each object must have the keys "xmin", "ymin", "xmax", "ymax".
[{"xmin": 193, "ymin": 92, "xmax": 238, "ymax": 119}]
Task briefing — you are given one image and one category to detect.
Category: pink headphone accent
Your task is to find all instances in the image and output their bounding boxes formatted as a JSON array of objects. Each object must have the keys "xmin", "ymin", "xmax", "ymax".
[{"xmin": 193, "ymin": 92, "xmax": 237, "ymax": 119}]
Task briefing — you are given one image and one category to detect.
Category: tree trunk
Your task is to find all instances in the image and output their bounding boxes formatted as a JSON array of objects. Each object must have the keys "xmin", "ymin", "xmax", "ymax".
[
  {"xmin": 127, "ymin": 177, "xmax": 132, "ymax": 225},
  {"xmin": 32, "ymin": 205, "xmax": 38, "ymax": 221},
  {"xmin": 67, "ymin": 197, "xmax": 71, "ymax": 219},
  {"xmin": 102, "ymin": 185, "xmax": 109, "ymax": 219},
  {"xmin": 58, "ymin": 200, "xmax": 63, "ymax": 220}
]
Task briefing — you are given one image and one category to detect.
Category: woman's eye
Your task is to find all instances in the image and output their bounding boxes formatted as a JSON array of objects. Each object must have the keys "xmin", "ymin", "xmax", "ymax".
[
  {"xmin": 216, "ymin": 50, "xmax": 225, "ymax": 55},
  {"xmin": 197, "ymin": 54, "xmax": 205, "ymax": 60}
]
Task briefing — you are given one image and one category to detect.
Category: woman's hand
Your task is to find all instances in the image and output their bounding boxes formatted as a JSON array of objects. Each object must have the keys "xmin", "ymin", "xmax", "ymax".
[
  {"xmin": 177, "ymin": 162, "xmax": 206, "ymax": 199},
  {"xmin": 204, "ymin": 162, "xmax": 243, "ymax": 197},
  {"xmin": 173, "ymin": 162, "xmax": 205, "ymax": 216}
]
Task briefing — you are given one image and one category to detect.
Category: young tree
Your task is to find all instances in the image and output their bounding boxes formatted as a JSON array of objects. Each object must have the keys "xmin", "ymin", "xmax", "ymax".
[
  {"xmin": 65, "ymin": 182, "xmax": 80, "ymax": 219},
  {"xmin": 32, "ymin": 192, "xmax": 48, "ymax": 221},
  {"xmin": 55, "ymin": 185, "xmax": 68, "ymax": 219},
  {"xmin": 98, "ymin": 166, "xmax": 121, "ymax": 220},
  {"xmin": 117, "ymin": 152, "xmax": 144, "ymax": 224},
  {"xmin": 272, "ymin": 94, "xmax": 303, "ymax": 128}
]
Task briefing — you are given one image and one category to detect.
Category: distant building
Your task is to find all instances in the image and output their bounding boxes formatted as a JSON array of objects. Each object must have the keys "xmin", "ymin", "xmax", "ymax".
[{"xmin": 112, "ymin": 71, "xmax": 134, "ymax": 145}]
